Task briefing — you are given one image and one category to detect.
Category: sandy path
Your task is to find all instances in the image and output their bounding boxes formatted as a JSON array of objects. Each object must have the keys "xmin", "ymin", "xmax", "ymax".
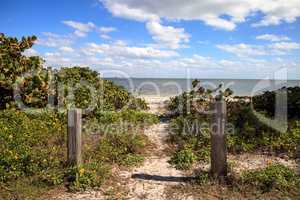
[
  {"xmin": 119, "ymin": 96, "xmax": 187, "ymax": 199},
  {"xmin": 52, "ymin": 96, "xmax": 185, "ymax": 200}
]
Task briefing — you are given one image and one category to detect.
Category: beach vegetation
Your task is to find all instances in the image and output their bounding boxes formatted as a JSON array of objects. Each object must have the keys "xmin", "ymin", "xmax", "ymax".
[{"xmin": 0, "ymin": 34, "xmax": 157, "ymax": 198}]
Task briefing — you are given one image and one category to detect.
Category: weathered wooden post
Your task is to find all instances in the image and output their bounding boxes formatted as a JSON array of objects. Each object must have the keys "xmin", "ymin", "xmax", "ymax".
[
  {"xmin": 210, "ymin": 100, "xmax": 227, "ymax": 180},
  {"xmin": 67, "ymin": 109, "xmax": 82, "ymax": 166}
]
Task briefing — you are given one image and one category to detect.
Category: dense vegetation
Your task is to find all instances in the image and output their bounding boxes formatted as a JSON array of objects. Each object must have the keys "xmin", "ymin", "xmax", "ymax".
[
  {"xmin": 0, "ymin": 33, "xmax": 158, "ymax": 199},
  {"xmin": 166, "ymin": 163, "xmax": 300, "ymax": 199},
  {"xmin": 166, "ymin": 79, "xmax": 300, "ymax": 196},
  {"xmin": 253, "ymin": 87, "xmax": 300, "ymax": 119},
  {"xmin": 167, "ymin": 80, "xmax": 300, "ymax": 165}
]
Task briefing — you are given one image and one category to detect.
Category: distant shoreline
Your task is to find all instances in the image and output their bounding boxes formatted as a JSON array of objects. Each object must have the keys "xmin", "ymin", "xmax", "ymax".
[
  {"xmin": 105, "ymin": 77, "xmax": 300, "ymax": 81},
  {"xmin": 106, "ymin": 78, "xmax": 300, "ymax": 97}
]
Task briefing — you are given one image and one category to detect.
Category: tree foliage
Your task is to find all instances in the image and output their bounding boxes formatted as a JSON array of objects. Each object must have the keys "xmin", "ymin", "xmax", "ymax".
[
  {"xmin": 0, "ymin": 33, "xmax": 148, "ymax": 111},
  {"xmin": 0, "ymin": 33, "xmax": 49, "ymax": 109},
  {"xmin": 253, "ymin": 87, "xmax": 300, "ymax": 119}
]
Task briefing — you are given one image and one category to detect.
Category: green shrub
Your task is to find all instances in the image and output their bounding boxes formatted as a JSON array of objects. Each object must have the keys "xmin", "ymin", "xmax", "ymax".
[
  {"xmin": 96, "ymin": 133, "xmax": 149, "ymax": 167},
  {"xmin": 0, "ymin": 34, "xmax": 48, "ymax": 109},
  {"xmin": 57, "ymin": 67, "xmax": 149, "ymax": 112},
  {"xmin": 195, "ymin": 170, "xmax": 211, "ymax": 184},
  {"xmin": 65, "ymin": 162, "xmax": 109, "ymax": 192},
  {"xmin": 241, "ymin": 164, "xmax": 300, "ymax": 192},
  {"xmin": 168, "ymin": 115, "xmax": 210, "ymax": 162},
  {"xmin": 0, "ymin": 33, "xmax": 157, "ymax": 197},
  {"xmin": 118, "ymin": 110, "xmax": 159, "ymax": 125},
  {"xmin": 0, "ymin": 110, "xmax": 66, "ymax": 184},
  {"xmin": 0, "ymin": 33, "xmax": 148, "ymax": 112},
  {"xmin": 166, "ymin": 80, "xmax": 300, "ymax": 158},
  {"xmin": 119, "ymin": 154, "xmax": 144, "ymax": 167},
  {"xmin": 93, "ymin": 110, "xmax": 159, "ymax": 125},
  {"xmin": 169, "ymin": 148, "xmax": 197, "ymax": 170},
  {"xmin": 253, "ymin": 87, "xmax": 300, "ymax": 119}
]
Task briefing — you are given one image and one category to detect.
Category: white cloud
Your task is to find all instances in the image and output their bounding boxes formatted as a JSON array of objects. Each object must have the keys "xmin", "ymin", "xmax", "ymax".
[
  {"xmin": 101, "ymin": 0, "xmax": 300, "ymax": 30},
  {"xmin": 146, "ymin": 21, "xmax": 190, "ymax": 49},
  {"xmin": 101, "ymin": 0, "xmax": 159, "ymax": 22},
  {"xmin": 23, "ymin": 48, "xmax": 39, "ymax": 56},
  {"xmin": 43, "ymin": 52, "xmax": 73, "ymax": 66},
  {"xmin": 251, "ymin": 0, "xmax": 300, "ymax": 27},
  {"xmin": 59, "ymin": 46, "xmax": 75, "ymax": 53},
  {"xmin": 99, "ymin": 26, "xmax": 117, "ymax": 33},
  {"xmin": 100, "ymin": 34, "xmax": 111, "ymax": 40},
  {"xmin": 38, "ymin": 43, "xmax": 300, "ymax": 79},
  {"xmin": 36, "ymin": 32, "xmax": 73, "ymax": 47},
  {"xmin": 217, "ymin": 43, "xmax": 267, "ymax": 57},
  {"xmin": 81, "ymin": 41, "xmax": 179, "ymax": 59},
  {"xmin": 201, "ymin": 15, "xmax": 236, "ymax": 31},
  {"xmin": 62, "ymin": 20, "xmax": 95, "ymax": 37},
  {"xmin": 217, "ymin": 42, "xmax": 300, "ymax": 57},
  {"xmin": 270, "ymin": 42, "xmax": 300, "ymax": 51},
  {"xmin": 61, "ymin": 20, "xmax": 118, "ymax": 40},
  {"xmin": 47, "ymin": 52, "xmax": 300, "ymax": 79},
  {"xmin": 256, "ymin": 34, "xmax": 290, "ymax": 42},
  {"xmin": 98, "ymin": 26, "xmax": 117, "ymax": 40}
]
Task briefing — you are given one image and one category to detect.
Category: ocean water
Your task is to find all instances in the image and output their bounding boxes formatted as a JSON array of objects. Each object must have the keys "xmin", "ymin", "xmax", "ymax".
[{"xmin": 106, "ymin": 78, "xmax": 300, "ymax": 96}]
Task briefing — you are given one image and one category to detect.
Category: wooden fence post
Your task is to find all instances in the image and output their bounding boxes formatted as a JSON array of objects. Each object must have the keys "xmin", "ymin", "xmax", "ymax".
[
  {"xmin": 210, "ymin": 100, "xmax": 227, "ymax": 180},
  {"xmin": 67, "ymin": 109, "xmax": 82, "ymax": 166}
]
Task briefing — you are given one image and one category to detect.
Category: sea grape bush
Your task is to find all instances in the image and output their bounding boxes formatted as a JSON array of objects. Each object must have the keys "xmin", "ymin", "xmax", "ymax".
[
  {"xmin": 0, "ymin": 33, "xmax": 148, "ymax": 112},
  {"xmin": 0, "ymin": 33, "xmax": 49, "ymax": 109}
]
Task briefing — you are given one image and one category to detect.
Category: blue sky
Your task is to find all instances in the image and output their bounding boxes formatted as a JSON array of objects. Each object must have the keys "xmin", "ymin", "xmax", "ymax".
[{"xmin": 2, "ymin": 0, "xmax": 300, "ymax": 79}]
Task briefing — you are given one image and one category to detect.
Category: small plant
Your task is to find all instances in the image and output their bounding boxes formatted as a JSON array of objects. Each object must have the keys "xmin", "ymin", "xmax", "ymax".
[
  {"xmin": 93, "ymin": 109, "xmax": 159, "ymax": 125},
  {"xmin": 65, "ymin": 162, "xmax": 109, "ymax": 192},
  {"xmin": 241, "ymin": 164, "xmax": 300, "ymax": 192},
  {"xmin": 119, "ymin": 153, "xmax": 144, "ymax": 167},
  {"xmin": 169, "ymin": 148, "xmax": 197, "ymax": 170},
  {"xmin": 96, "ymin": 133, "xmax": 149, "ymax": 167},
  {"xmin": 195, "ymin": 170, "xmax": 210, "ymax": 184}
]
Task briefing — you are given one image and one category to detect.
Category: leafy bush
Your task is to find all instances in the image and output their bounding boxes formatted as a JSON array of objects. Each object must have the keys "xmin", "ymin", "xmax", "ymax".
[
  {"xmin": 0, "ymin": 110, "xmax": 66, "ymax": 184},
  {"xmin": 0, "ymin": 109, "xmax": 153, "ymax": 196},
  {"xmin": 241, "ymin": 164, "xmax": 300, "ymax": 192},
  {"xmin": 0, "ymin": 33, "xmax": 157, "ymax": 197},
  {"xmin": 253, "ymin": 87, "xmax": 300, "ymax": 119},
  {"xmin": 167, "ymin": 82, "xmax": 300, "ymax": 158},
  {"xmin": 95, "ymin": 133, "xmax": 149, "ymax": 167},
  {"xmin": 167, "ymin": 80, "xmax": 232, "ymax": 117},
  {"xmin": 93, "ymin": 109, "xmax": 159, "ymax": 125},
  {"xmin": 0, "ymin": 34, "xmax": 148, "ymax": 112},
  {"xmin": 168, "ymin": 114, "xmax": 211, "ymax": 162},
  {"xmin": 0, "ymin": 33, "xmax": 50, "ymax": 109},
  {"xmin": 195, "ymin": 170, "xmax": 211, "ymax": 184},
  {"xmin": 169, "ymin": 148, "xmax": 197, "ymax": 170},
  {"xmin": 227, "ymin": 100, "xmax": 300, "ymax": 157},
  {"xmin": 56, "ymin": 67, "xmax": 149, "ymax": 112},
  {"xmin": 65, "ymin": 162, "xmax": 109, "ymax": 192}
]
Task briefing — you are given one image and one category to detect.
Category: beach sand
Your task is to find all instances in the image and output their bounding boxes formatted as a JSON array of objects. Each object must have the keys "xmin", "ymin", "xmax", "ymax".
[{"xmin": 139, "ymin": 95, "xmax": 171, "ymax": 115}]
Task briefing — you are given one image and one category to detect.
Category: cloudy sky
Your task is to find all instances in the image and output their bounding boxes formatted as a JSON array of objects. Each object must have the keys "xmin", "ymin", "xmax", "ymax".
[{"xmin": 2, "ymin": 0, "xmax": 300, "ymax": 79}]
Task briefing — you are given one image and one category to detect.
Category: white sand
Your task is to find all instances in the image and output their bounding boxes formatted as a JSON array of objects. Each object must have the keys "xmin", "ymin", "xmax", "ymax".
[{"xmin": 139, "ymin": 95, "xmax": 171, "ymax": 115}]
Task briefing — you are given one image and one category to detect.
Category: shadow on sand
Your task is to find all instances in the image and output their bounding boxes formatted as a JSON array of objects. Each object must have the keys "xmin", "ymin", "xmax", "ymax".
[{"xmin": 131, "ymin": 173, "xmax": 195, "ymax": 183}]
